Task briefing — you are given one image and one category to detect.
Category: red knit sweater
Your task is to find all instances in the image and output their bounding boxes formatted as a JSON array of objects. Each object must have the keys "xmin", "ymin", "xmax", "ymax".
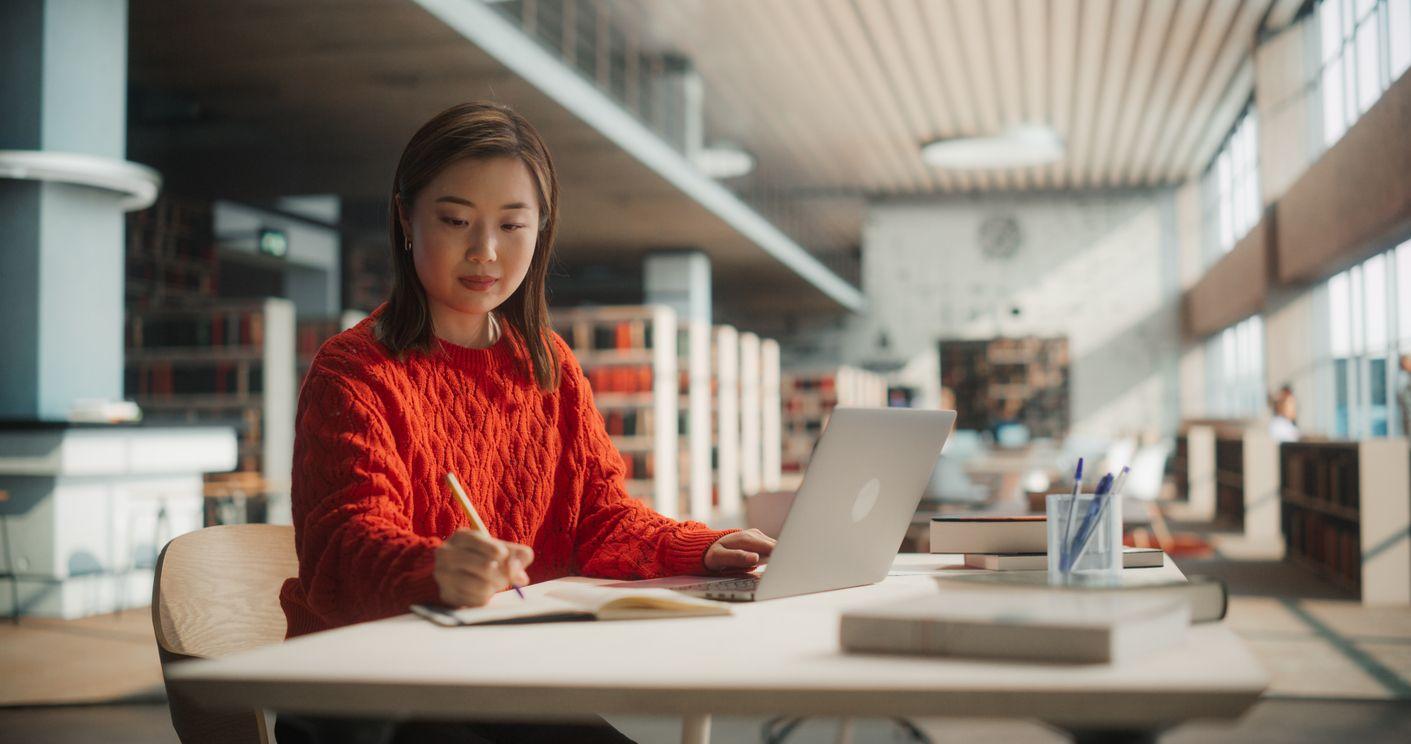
[{"xmin": 279, "ymin": 309, "xmax": 734, "ymax": 637}]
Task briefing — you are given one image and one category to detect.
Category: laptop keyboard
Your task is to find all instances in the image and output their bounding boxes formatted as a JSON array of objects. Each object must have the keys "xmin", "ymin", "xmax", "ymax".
[{"xmin": 673, "ymin": 577, "xmax": 760, "ymax": 593}]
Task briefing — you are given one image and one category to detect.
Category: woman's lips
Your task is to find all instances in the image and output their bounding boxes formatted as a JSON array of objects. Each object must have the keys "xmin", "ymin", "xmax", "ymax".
[{"xmin": 459, "ymin": 276, "xmax": 497, "ymax": 291}]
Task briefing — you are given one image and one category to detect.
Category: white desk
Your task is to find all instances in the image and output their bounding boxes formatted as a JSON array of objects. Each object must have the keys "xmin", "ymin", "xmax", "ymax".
[{"xmin": 169, "ymin": 555, "xmax": 1268, "ymax": 743}]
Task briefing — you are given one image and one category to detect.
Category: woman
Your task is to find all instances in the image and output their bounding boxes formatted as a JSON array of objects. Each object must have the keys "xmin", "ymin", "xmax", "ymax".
[{"xmin": 277, "ymin": 101, "xmax": 775, "ymax": 743}]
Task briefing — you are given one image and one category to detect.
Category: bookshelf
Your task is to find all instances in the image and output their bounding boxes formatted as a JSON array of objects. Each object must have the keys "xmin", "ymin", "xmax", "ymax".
[
  {"xmin": 761, "ymin": 339, "xmax": 782, "ymax": 492},
  {"xmin": 125, "ymin": 197, "xmax": 217, "ymax": 308},
  {"xmin": 342, "ymin": 237, "xmax": 393, "ymax": 313},
  {"xmin": 1280, "ymin": 439, "xmax": 1410, "ymax": 604},
  {"xmin": 713, "ymin": 326, "xmax": 742, "ymax": 522},
  {"xmin": 780, "ymin": 366, "xmax": 887, "ymax": 490},
  {"xmin": 677, "ymin": 319, "xmax": 712, "ymax": 520},
  {"xmin": 739, "ymin": 333, "xmax": 762, "ymax": 499},
  {"xmin": 938, "ymin": 336, "xmax": 1070, "ymax": 438},
  {"xmin": 1214, "ymin": 435, "xmax": 1244, "ymax": 528},
  {"xmin": 125, "ymin": 298, "xmax": 297, "ymax": 522},
  {"xmin": 552, "ymin": 306, "xmax": 679, "ymax": 518},
  {"xmin": 296, "ymin": 310, "xmax": 369, "ymax": 381}
]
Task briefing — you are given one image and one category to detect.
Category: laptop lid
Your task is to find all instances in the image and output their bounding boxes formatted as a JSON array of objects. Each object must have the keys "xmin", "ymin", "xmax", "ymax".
[{"xmin": 753, "ymin": 407, "xmax": 956, "ymax": 600}]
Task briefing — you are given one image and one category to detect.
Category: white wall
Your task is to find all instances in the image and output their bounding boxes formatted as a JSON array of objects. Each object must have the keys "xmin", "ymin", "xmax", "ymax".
[{"xmin": 826, "ymin": 190, "xmax": 1182, "ymax": 438}]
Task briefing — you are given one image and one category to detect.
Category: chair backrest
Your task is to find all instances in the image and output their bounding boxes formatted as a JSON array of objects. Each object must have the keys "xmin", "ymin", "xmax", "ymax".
[
  {"xmin": 152, "ymin": 524, "xmax": 297, "ymax": 744},
  {"xmin": 153, "ymin": 523, "xmax": 296, "ymax": 658}
]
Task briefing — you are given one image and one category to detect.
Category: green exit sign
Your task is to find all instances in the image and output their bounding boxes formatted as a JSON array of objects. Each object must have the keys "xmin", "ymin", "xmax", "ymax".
[{"xmin": 258, "ymin": 227, "xmax": 288, "ymax": 258}]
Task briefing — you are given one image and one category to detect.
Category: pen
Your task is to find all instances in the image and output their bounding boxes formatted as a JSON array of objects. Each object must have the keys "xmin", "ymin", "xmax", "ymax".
[
  {"xmin": 1062, "ymin": 472, "xmax": 1113, "ymax": 573},
  {"xmin": 1066, "ymin": 468, "xmax": 1129, "ymax": 573},
  {"xmin": 1059, "ymin": 457, "xmax": 1085, "ymax": 570},
  {"xmin": 445, "ymin": 472, "xmax": 526, "ymax": 599}
]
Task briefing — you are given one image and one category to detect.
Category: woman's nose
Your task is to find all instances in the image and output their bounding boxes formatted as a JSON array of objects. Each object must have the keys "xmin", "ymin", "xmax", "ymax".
[{"xmin": 466, "ymin": 222, "xmax": 497, "ymax": 262}]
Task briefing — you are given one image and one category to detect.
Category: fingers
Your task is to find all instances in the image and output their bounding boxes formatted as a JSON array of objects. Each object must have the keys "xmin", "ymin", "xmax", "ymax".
[
  {"xmin": 446, "ymin": 529, "xmax": 509, "ymax": 561},
  {"xmin": 436, "ymin": 531, "xmax": 537, "ymax": 606},
  {"xmin": 712, "ymin": 548, "xmax": 762, "ymax": 569},
  {"xmin": 726, "ymin": 529, "xmax": 777, "ymax": 556}
]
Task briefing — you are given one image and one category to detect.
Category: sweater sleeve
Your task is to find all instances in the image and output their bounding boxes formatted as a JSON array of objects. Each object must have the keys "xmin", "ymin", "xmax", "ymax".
[
  {"xmin": 286, "ymin": 371, "xmax": 442, "ymax": 629},
  {"xmin": 558, "ymin": 341, "xmax": 736, "ymax": 579}
]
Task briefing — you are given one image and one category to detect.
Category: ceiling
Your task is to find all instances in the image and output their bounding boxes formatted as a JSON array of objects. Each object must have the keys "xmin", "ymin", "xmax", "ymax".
[
  {"xmin": 126, "ymin": 0, "xmax": 1294, "ymax": 321},
  {"xmin": 125, "ymin": 0, "xmax": 856, "ymax": 319},
  {"xmin": 617, "ymin": 0, "xmax": 1281, "ymax": 249}
]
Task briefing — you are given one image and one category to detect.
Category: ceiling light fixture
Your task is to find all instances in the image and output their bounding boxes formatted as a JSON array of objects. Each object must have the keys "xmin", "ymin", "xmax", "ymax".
[
  {"xmin": 693, "ymin": 145, "xmax": 755, "ymax": 179},
  {"xmin": 920, "ymin": 124, "xmax": 1065, "ymax": 170}
]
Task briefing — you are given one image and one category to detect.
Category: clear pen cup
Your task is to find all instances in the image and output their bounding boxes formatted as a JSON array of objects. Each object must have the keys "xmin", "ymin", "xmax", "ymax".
[{"xmin": 1046, "ymin": 491, "xmax": 1123, "ymax": 586}]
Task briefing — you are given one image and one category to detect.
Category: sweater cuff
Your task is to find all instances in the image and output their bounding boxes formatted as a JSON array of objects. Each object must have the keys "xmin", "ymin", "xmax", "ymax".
[
  {"xmin": 393, "ymin": 543, "xmax": 442, "ymax": 608},
  {"xmin": 662, "ymin": 525, "xmax": 739, "ymax": 575}
]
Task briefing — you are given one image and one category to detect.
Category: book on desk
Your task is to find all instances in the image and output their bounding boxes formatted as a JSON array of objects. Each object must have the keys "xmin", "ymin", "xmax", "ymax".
[{"xmin": 412, "ymin": 584, "xmax": 731, "ymax": 626}]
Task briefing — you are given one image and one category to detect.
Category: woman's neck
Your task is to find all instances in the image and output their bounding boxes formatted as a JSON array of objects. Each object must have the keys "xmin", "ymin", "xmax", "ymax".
[{"xmin": 430, "ymin": 303, "xmax": 499, "ymax": 349}]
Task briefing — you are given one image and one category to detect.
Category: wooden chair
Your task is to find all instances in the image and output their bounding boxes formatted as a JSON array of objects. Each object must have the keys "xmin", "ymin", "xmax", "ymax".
[{"xmin": 152, "ymin": 524, "xmax": 297, "ymax": 744}]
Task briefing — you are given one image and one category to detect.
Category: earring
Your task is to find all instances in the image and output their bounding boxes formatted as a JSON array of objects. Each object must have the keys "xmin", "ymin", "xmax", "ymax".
[{"xmin": 404, "ymin": 238, "xmax": 412, "ymax": 252}]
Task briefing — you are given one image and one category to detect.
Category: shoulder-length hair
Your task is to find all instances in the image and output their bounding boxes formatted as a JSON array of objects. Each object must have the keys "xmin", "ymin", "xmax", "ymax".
[{"xmin": 375, "ymin": 101, "xmax": 561, "ymax": 390}]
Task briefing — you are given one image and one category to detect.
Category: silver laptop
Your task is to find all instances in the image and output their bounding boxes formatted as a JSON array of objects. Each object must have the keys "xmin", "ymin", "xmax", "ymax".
[{"xmin": 624, "ymin": 407, "xmax": 955, "ymax": 601}]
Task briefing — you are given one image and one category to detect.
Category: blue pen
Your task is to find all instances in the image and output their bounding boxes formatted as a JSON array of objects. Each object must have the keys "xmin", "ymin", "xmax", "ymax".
[
  {"xmin": 1059, "ymin": 458, "xmax": 1085, "ymax": 569},
  {"xmin": 1062, "ymin": 473, "xmax": 1113, "ymax": 573},
  {"xmin": 1068, "ymin": 467, "xmax": 1131, "ymax": 572}
]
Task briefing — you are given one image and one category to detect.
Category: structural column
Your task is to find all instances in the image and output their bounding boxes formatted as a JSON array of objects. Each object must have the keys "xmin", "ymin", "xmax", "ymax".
[{"xmin": 0, "ymin": 0, "xmax": 131, "ymax": 419}]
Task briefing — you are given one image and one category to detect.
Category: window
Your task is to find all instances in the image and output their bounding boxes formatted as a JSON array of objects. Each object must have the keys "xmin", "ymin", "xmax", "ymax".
[
  {"xmin": 1201, "ymin": 106, "xmax": 1260, "ymax": 264},
  {"xmin": 1206, "ymin": 315, "xmax": 1267, "ymax": 419},
  {"xmin": 1318, "ymin": 0, "xmax": 1411, "ymax": 147},
  {"xmin": 1324, "ymin": 238, "xmax": 1411, "ymax": 437}
]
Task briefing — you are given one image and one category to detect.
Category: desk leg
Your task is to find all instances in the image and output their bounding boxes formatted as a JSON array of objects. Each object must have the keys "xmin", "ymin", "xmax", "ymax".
[
  {"xmin": 1062, "ymin": 727, "xmax": 1160, "ymax": 744},
  {"xmin": 835, "ymin": 717, "xmax": 855, "ymax": 743},
  {"xmin": 681, "ymin": 714, "xmax": 711, "ymax": 744}
]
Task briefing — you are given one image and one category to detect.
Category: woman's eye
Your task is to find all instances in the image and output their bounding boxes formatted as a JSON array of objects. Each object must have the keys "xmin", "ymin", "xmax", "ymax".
[
  {"xmin": 503, "ymin": 224, "xmax": 525, "ymax": 232},
  {"xmin": 441, "ymin": 217, "xmax": 467, "ymax": 227}
]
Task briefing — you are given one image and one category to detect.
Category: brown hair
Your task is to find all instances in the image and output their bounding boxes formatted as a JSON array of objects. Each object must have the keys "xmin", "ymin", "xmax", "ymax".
[{"xmin": 376, "ymin": 101, "xmax": 561, "ymax": 390}]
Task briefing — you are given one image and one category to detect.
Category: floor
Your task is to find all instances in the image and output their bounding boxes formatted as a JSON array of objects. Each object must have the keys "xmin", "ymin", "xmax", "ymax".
[{"xmin": 2, "ymin": 524, "xmax": 1410, "ymax": 743}]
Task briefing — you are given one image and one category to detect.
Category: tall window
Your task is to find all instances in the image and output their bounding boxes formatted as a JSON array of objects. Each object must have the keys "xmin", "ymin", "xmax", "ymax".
[
  {"xmin": 1319, "ymin": 0, "xmax": 1411, "ymax": 147},
  {"xmin": 1206, "ymin": 315, "xmax": 1266, "ymax": 419},
  {"xmin": 1324, "ymin": 238, "xmax": 1411, "ymax": 437},
  {"xmin": 1201, "ymin": 107, "xmax": 1260, "ymax": 264}
]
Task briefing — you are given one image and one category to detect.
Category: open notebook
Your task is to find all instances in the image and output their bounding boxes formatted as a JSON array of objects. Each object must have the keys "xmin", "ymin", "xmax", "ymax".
[{"xmin": 411, "ymin": 584, "xmax": 733, "ymax": 626}]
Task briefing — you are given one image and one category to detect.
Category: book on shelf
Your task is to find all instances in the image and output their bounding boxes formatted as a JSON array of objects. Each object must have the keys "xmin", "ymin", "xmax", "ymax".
[
  {"xmin": 412, "ymin": 583, "xmax": 730, "ymax": 627},
  {"xmin": 585, "ymin": 365, "xmax": 654, "ymax": 394},
  {"xmin": 840, "ymin": 588, "xmax": 1190, "ymax": 664},
  {"xmin": 582, "ymin": 320, "xmax": 653, "ymax": 351}
]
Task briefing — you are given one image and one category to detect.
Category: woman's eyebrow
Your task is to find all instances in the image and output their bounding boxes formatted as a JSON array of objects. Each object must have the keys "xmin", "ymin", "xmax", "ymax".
[{"xmin": 434, "ymin": 195, "xmax": 531, "ymax": 210}]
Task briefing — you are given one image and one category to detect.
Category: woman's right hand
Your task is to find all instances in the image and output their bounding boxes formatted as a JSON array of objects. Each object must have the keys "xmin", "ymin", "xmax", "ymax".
[{"xmin": 433, "ymin": 529, "xmax": 534, "ymax": 607}]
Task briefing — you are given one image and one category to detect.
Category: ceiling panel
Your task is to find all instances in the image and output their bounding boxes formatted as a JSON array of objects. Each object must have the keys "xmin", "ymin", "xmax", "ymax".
[{"xmin": 619, "ymin": 0, "xmax": 1273, "ymax": 193}]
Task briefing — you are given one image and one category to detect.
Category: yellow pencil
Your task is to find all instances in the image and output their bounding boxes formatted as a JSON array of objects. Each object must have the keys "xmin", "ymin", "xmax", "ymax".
[{"xmin": 445, "ymin": 472, "xmax": 525, "ymax": 599}]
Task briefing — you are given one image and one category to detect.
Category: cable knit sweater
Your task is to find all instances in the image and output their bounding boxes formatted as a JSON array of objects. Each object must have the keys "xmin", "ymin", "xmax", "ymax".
[{"xmin": 279, "ymin": 308, "xmax": 734, "ymax": 637}]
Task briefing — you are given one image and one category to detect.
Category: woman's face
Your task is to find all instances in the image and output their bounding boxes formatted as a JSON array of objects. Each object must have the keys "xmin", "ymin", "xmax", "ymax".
[{"xmin": 399, "ymin": 156, "xmax": 541, "ymax": 318}]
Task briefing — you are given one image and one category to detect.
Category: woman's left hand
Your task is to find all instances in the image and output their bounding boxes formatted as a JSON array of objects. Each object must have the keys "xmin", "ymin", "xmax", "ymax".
[{"xmin": 704, "ymin": 528, "xmax": 777, "ymax": 572}]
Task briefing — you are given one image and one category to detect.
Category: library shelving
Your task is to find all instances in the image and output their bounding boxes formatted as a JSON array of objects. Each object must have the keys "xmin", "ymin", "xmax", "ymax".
[
  {"xmin": 712, "ymin": 325, "xmax": 742, "ymax": 522},
  {"xmin": 342, "ymin": 238, "xmax": 394, "ymax": 313},
  {"xmin": 780, "ymin": 366, "xmax": 887, "ymax": 491},
  {"xmin": 739, "ymin": 333, "xmax": 762, "ymax": 499},
  {"xmin": 552, "ymin": 305, "xmax": 679, "ymax": 518},
  {"xmin": 125, "ymin": 197, "xmax": 217, "ymax": 308},
  {"xmin": 1215, "ymin": 435, "xmax": 1245, "ymax": 527},
  {"xmin": 1176, "ymin": 420, "xmax": 1247, "ymax": 522},
  {"xmin": 296, "ymin": 310, "xmax": 369, "ymax": 381},
  {"xmin": 760, "ymin": 339, "xmax": 782, "ymax": 493},
  {"xmin": 1280, "ymin": 439, "xmax": 1410, "ymax": 604},
  {"xmin": 124, "ymin": 298, "xmax": 297, "ymax": 522},
  {"xmin": 1212, "ymin": 427, "xmax": 1281, "ymax": 541},
  {"xmin": 938, "ymin": 336, "xmax": 1070, "ymax": 438},
  {"xmin": 677, "ymin": 319, "xmax": 712, "ymax": 521}
]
